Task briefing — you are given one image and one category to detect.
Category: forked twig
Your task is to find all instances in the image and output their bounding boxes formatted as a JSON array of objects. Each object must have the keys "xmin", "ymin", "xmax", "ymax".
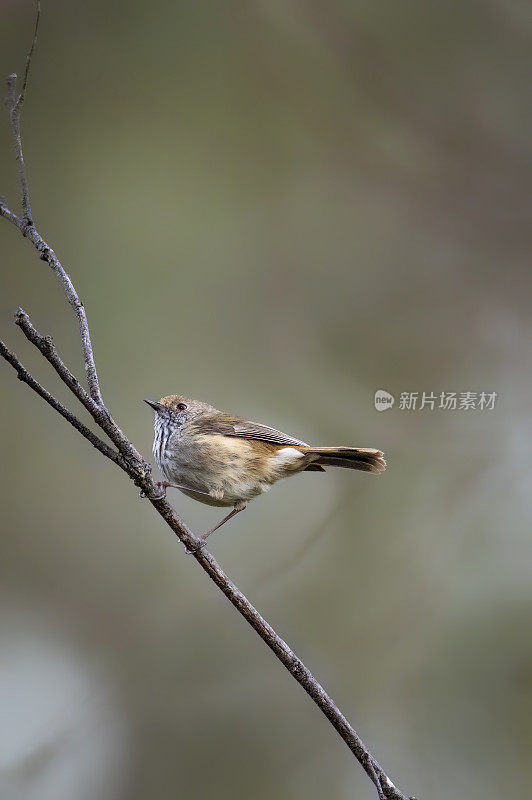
[
  {"xmin": 0, "ymin": 6, "xmax": 413, "ymax": 799},
  {"xmin": 0, "ymin": 339, "xmax": 121, "ymax": 465},
  {"xmin": 3, "ymin": 3, "xmax": 104, "ymax": 406}
]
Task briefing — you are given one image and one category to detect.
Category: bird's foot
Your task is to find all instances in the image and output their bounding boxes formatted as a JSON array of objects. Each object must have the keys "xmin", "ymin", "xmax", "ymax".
[
  {"xmin": 139, "ymin": 481, "xmax": 167, "ymax": 500},
  {"xmin": 185, "ymin": 538, "xmax": 207, "ymax": 555}
]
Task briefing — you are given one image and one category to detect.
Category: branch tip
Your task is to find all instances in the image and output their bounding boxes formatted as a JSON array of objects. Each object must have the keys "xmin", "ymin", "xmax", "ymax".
[{"xmin": 16, "ymin": 1, "xmax": 41, "ymax": 113}]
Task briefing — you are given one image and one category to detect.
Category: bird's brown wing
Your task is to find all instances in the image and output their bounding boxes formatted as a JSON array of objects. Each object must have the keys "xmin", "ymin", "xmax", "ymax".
[{"xmin": 194, "ymin": 414, "xmax": 308, "ymax": 447}]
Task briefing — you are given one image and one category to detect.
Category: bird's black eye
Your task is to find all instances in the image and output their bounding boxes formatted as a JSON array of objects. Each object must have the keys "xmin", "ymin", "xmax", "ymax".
[{"xmin": 177, "ymin": 402, "xmax": 187, "ymax": 411}]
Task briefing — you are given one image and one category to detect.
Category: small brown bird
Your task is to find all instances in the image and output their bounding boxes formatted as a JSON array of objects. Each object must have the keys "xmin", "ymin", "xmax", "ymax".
[{"xmin": 145, "ymin": 395, "xmax": 386, "ymax": 547}]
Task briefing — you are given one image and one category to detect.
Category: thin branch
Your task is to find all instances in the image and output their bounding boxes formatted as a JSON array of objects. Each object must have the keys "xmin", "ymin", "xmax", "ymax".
[
  {"xmin": 0, "ymin": 338, "xmax": 122, "ymax": 466},
  {"xmin": 0, "ymin": 201, "xmax": 23, "ymax": 229},
  {"xmin": 16, "ymin": 0, "xmax": 40, "ymax": 114},
  {"xmin": 171, "ymin": 529, "xmax": 405, "ymax": 798},
  {"xmin": 4, "ymin": 217, "xmax": 149, "ymax": 468},
  {"xmin": 5, "ymin": 0, "xmax": 40, "ymax": 223},
  {"xmin": 3, "ymin": 1, "xmax": 103, "ymax": 407},
  {"xmin": 0, "ymin": 6, "xmax": 413, "ymax": 800},
  {"xmin": 6, "ymin": 70, "xmax": 32, "ymax": 224},
  {"xmin": 0, "ymin": 213, "xmax": 147, "ymax": 467},
  {"xmin": 15, "ymin": 307, "xmax": 100, "ymax": 414},
  {"xmin": 14, "ymin": 308, "xmax": 147, "ymax": 468},
  {"xmin": 2, "ymin": 191, "xmax": 105, "ymax": 408}
]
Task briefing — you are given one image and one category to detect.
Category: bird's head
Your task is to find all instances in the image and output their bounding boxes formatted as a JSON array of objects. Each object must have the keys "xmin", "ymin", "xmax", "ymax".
[{"xmin": 144, "ymin": 395, "xmax": 216, "ymax": 428}]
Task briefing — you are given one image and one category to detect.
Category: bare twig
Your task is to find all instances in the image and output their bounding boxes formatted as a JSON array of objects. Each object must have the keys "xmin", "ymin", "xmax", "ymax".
[
  {"xmin": 5, "ymin": 0, "xmax": 40, "ymax": 223},
  {"xmin": 6, "ymin": 70, "xmax": 32, "ymax": 224},
  {"xmin": 3, "ymin": 0, "xmax": 103, "ymax": 407},
  {"xmin": 16, "ymin": 0, "xmax": 40, "ymax": 113},
  {"xmin": 0, "ymin": 203, "xmax": 23, "ymax": 228},
  {"xmin": 0, "ymin": 193, "xmax": 104, "ymax": 406},
  {"xmin": 0, "ymin": 338, "xmax": 122, "ymax": 465},
  {"xmin": 15, "ymin": 307, "xmax": 101, "ymax": 415},
  {"xmin": 14, "ymin": 308, "xmax": 146, "ymax": 466},
  {"xmin": 0, "ymin": 6, "xmax": 413, "ymax": 799}
]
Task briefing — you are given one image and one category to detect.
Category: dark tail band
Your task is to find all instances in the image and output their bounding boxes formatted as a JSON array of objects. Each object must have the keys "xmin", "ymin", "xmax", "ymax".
[{"xmin": 299, "ymin": 446, "xmax": 386, "ymax": 475}]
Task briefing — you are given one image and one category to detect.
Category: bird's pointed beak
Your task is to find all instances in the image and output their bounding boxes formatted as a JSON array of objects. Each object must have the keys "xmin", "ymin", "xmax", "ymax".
[{"xmin": 144, "ymin": 399, "xmax": 164, "ymax": 412}]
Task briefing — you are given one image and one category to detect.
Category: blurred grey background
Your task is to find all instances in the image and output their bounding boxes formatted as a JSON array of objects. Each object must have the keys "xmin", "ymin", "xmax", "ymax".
[{"xmin": 1, "ymin": 2, "xmax": 531, "ymax": 798}]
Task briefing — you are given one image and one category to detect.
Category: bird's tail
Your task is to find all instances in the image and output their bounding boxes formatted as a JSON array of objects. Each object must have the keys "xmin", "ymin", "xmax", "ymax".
[{"xmin": 298, "ymin": 446, "xmax": 386, "ymax": 474}]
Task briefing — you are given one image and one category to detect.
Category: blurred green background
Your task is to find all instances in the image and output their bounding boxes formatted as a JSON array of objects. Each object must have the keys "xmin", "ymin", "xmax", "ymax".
[{"xmin": 1, "ymin": 2, "xmax": 531, "ymax": 798}]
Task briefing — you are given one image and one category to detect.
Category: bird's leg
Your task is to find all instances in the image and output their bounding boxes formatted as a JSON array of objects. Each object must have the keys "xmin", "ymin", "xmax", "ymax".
[
  {"xmin": 141, "ymin": 482, "xmax": 212, "ymax": 500},
  {"xmin": 203, "ymin": 501, "xmax": 247, "ymax": 541},
  {"xmin": 187, "ymin": 500, "xmax": 248, "ymax": 553}
]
